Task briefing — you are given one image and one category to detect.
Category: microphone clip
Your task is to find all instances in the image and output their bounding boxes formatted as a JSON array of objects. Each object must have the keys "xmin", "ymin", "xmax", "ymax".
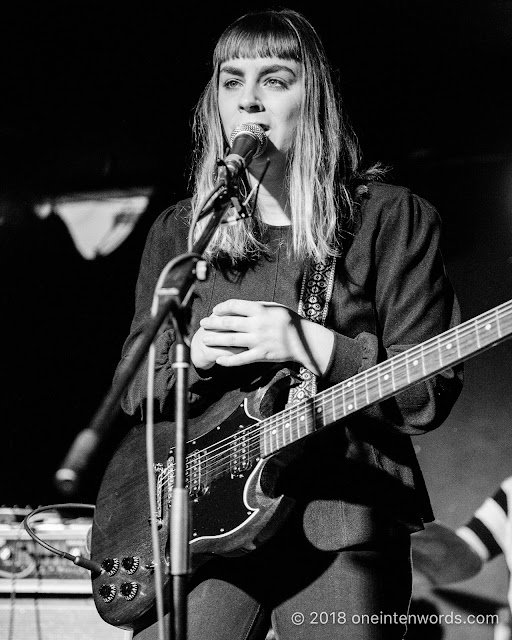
[
  {"xmin": 215, "ymin": 158, "xmax": 251, "ymax": 225},
  {"xmin": 215, "ymin": 156, "xmax": 237, "ymax": 189}
]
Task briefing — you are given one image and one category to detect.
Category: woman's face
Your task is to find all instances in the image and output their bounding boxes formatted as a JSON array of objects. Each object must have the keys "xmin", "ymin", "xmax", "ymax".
[{"xmin": 218, "ymin": 56, "xmax": 304, "ymax": 165}]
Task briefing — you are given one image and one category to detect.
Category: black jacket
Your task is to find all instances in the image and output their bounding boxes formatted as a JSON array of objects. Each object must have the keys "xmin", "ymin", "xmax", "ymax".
[{"xmin": 115, "ymin": 182, "xmax": 463, "ymax": 544}]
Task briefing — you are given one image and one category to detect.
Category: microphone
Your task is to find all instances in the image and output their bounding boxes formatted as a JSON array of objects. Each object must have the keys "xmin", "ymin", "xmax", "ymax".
[
  {"xmin": 220, "ymin": 123, "xmax": 268, "ymax": 180},
  {"xmin": 55, "ymin": 428, "xmax": 102, "ymax": 495}
]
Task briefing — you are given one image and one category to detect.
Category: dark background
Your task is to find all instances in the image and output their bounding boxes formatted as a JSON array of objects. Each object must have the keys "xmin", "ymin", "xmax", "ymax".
[{"xmin": 1, "ymin": 2, "xmax": 511, "ymax": 638}]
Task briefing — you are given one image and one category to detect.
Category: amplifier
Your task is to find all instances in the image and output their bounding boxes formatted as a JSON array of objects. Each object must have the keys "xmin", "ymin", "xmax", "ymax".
[
  {"xmin": 0, "ymin": 598, "xmax": 129, "ymax": 640},
  {"xmin": 0, "ymin": 508, "xmax": 130, "ymax": 639},
  {"xmin": 0, "ymin": 507, "xmax": 92, "ymax": 594}
]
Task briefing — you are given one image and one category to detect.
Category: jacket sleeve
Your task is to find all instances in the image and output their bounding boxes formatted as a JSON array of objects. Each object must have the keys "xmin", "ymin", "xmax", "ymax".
[
  {"xmin": 113, "ymin": 204, "xmax": 209, "ymax": 417},
  {"xmin": 320, "ymin": 187, "xmax": 463, "ymax": 435}
]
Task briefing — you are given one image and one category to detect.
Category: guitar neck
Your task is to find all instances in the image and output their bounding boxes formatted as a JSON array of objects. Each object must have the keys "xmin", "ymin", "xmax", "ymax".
[{"xmin": 259, "ymin": 299, "xmax": 512, "ymax": 456}]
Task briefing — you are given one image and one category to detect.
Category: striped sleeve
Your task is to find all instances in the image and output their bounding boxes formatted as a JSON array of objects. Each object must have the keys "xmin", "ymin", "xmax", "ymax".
[{"xmin": 457, "ymin": 477, "xmax": 511, "ymax": 562}]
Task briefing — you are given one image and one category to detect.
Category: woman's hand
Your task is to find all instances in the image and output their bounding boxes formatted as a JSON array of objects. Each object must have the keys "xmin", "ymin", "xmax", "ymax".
[
  {"xmin": 190, "ymin": 324, "xmax": 246, "ymax": 371},
  {"xmin": 191, "ymin": 299, "xmax": 334, "ymax": 375}
]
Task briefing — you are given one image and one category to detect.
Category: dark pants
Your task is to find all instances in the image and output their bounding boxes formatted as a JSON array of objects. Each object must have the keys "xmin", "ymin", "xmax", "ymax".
[{"xmin": 134, "ymin": 502, "xmax": 413, "ymax": 640}]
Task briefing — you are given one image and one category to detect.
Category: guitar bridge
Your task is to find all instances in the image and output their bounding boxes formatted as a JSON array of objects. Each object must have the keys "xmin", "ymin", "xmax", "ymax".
[{"xmin": 153, "ymin": 456, "xmax": 175, "ymax": 524}]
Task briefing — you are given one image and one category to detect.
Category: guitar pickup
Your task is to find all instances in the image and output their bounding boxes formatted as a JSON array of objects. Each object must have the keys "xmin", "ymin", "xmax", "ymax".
[
  {"xmin": 187, "ymin": 449, "xmax": 209, "ymax": 499},
  {"xmin": 230, "ymin": 427, "xmax": 253, "ymax": 477}
]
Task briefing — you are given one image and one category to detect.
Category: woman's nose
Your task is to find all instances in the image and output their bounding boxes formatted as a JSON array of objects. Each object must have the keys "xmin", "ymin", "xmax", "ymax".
[{"xmin": 238, "ymin": 84, "xmax": 264, "ymax": 112}]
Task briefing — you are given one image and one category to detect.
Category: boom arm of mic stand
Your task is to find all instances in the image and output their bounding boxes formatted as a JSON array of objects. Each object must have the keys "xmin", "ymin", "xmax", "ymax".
[{"xmin": 54, "ymin": 187, "xmax": 234, "ymax": 496}]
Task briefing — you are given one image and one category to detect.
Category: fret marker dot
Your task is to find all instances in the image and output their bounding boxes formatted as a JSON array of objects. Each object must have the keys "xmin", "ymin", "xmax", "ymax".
[
  {"xmin": 384, "ymin": 374, "xmax": 389, "ymax": 380},
  {"xmin": 300, "ymin": 416, "xmax": 305, "ymax": 421},
  {"xmin": 285, "ymin": 423, "xmax": 290, "ymax": 429},
  {"xmin": 347, "ymin": 381, "xmax": 352, "ymax": 387},
  {"xmin": 446, "ymin": 343, "xmax": 452, "ymax": 350},
  {"xmin": 316, "ymin": 407, "xmax": 322, "ymax": 413},
  {"xmin": 272, "ymin": 429, "xmax": 276, "ymax": 435},
  {"xmin": 413, "ymin": 359, "xmax": 418, "ymax": 366},
  {"xmin": 348, "ymin": 404, "xmax": 353, "ymax": 410},
  {"xmin": 485, "ymin": 323, "xmax": 491, "ymax": 330}
]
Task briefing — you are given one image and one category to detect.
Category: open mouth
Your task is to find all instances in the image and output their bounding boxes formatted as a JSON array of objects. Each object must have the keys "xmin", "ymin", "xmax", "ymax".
[{"xmin": 243, "ymin": 122, "xmax": 269, "ymax": 133}]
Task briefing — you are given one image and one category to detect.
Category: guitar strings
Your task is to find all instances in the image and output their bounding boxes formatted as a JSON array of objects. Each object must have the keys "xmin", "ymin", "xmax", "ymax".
[
  {"xmin": 159, "ymin": 301, "xmax": 512, "ymax": 488},
  {"xmin": 164, "ymin": 313, "xmax": 512, "ymax": 490},
  {"xmin": 157, "ymin": 302, "xmax": 512, "ymax": 490},
  {"xmin": 193, "ymin": 303, "xmax": 512, "ymax": 464}
]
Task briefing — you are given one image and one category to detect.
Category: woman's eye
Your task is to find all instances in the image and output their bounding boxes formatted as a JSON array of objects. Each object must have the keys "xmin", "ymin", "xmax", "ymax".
[
  {"xmin": 265, "ymin": 78, "xmax": 287, "ymax": 89},
  {"xmin": 223, "ymin": 79, "xmax": 241, "ymax": 89}
]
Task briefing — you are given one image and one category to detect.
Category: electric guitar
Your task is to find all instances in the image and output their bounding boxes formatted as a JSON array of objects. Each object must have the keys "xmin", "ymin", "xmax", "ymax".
[{"xmin": 90, "ymin": 299, "xmax": 512, "ymax": 629}]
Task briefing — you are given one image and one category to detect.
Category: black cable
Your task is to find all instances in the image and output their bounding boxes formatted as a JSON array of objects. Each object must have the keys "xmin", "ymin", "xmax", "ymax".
[{"xmin": 23, "ymin": 503, "xmax": 103, "ymax": 574}]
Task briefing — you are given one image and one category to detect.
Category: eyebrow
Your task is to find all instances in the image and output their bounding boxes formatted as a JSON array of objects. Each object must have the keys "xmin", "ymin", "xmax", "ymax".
[{"xmin": 219, "ymin": 63, "xmax": 298, "ymax": 78}]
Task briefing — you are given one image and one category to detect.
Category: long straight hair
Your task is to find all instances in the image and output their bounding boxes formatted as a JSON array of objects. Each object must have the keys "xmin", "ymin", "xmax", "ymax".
[{"xmin": 191, "ymin": 9, "xmax": 379, "ymax": 263}]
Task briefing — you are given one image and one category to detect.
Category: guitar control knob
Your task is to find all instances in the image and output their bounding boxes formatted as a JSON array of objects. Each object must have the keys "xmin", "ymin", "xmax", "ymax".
[
  {"xmin": 120, "ymin": 581, "xmax": 139, "ymax": 601},
  {"xmin": 121, "ymin": 556, "xmax": 140, "ymax": 574},
  {"xmin": 101, "ymin": 558, "xmax": 120, "ymax": 576},
  {"xmin": 98, "ymin": 584, "xmax": 117, "ymax": 603}
]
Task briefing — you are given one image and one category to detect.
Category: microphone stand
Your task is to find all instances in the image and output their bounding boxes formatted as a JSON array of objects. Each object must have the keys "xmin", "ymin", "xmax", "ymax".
[
  {"xmin": 143, "ymin": 177, "xmax": 247, "ymax": 640},
  {"xmin": 55, "ymin": 164, "xmax": 249, "ymax": 640}
]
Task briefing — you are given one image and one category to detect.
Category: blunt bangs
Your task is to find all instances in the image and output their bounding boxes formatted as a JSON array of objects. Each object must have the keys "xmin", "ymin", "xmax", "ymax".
[{"xmin": 213, "ymin": 13, "xmax": 302, "ymax": 66}]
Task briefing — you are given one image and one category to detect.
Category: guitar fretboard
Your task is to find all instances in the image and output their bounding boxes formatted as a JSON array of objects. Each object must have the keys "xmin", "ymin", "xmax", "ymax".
[
  {"xmin": 259, "ymin": 300, "xmax": 512, "ymax": 456},
  {"xmin": 173, "ymin": 300, "xmax": 512, "ymax": 492}
]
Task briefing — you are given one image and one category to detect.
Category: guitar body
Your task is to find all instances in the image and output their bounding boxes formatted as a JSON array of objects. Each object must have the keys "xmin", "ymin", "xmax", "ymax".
[
  {"xmin": 91, "ymin": 371, "xmax": 296, "ymax": 630},
  {"xmin": 90, "ymin": 298, "xmax": 512, "ymax": 629}
]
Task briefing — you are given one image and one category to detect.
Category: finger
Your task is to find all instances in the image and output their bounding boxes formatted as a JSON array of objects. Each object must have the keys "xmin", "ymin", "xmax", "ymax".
[
  {"xmin": 210, "ymin": 346, "xmax": 246, "ymax": 357},
  {"xmin": 212, "ymin": 299, "xmax": 263, "ymax": 317},
  {"xmin": 202, "ymin": 330, "xmax": 250, "ymax": 349},
  {"xmin": 216, "ymin": 349, "xmax": 262, "ymax": 367},
  {"xmin": 200, "ymin": 315, "xmax": 249, "ymax": 332},
  {"xmin": 256, "ymin": 301, "xmax": 287, "ymax": 309}
]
